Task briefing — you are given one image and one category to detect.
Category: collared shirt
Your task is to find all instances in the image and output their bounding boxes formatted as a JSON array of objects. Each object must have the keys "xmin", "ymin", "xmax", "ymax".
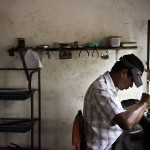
[{"xmin": 83, "ymin": 71, "xmax": 125, "ymax": 150}]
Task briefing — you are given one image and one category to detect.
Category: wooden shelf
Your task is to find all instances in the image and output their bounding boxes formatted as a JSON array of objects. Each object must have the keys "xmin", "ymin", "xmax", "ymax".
[{"xmin": 7, "ymin": 46, "xmax": 137, "ymax": 56}]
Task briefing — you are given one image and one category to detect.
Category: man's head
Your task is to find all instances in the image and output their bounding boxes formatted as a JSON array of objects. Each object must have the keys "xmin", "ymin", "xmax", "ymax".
[{"xmin": 110, "ymin": 54, "xmax": 144, "ymax": 90}]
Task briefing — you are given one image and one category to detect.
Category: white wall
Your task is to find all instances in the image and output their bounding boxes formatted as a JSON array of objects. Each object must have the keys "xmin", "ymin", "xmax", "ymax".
[{"xmin": 0, "ymin": 0, "xmax": 150, "ymax": 149}]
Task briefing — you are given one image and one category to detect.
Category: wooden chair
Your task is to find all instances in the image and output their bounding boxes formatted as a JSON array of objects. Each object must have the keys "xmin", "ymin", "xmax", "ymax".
[{"xmin": 72, "ymin": 110, "xmax": 86, "ymax": 150}]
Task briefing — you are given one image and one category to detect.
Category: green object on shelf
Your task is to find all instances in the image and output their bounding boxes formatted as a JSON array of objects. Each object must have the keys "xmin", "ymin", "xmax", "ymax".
[{"xmin": 85, "ymin": 42, "xmax": 100, "ymax": 48}]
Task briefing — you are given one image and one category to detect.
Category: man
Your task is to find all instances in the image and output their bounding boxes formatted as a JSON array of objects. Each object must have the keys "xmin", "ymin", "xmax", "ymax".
[{"xmin": 83, "ymin": 54, "xmax": 150, "ymax": 150}]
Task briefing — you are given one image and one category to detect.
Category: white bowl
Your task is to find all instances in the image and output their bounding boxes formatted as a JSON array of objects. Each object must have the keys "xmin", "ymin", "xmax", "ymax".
[{"xmin": 109, "ymin": 36, "xmax": 121, "ymax": 47}]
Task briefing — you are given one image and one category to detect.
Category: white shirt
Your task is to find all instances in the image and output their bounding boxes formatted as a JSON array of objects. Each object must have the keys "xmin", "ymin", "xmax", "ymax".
[{"xmin": 83, "ymin": 71, "xmax": 125, "ymax": 150}]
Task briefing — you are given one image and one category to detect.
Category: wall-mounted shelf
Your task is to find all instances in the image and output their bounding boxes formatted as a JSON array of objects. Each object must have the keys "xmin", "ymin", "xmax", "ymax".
[
  {"xmin": 7, "ymin": 46, "xmax": 137, "ymax": 55},
  {"xmin": 7, "ymin": 46, "xmax": 138, "ymax": 60}
]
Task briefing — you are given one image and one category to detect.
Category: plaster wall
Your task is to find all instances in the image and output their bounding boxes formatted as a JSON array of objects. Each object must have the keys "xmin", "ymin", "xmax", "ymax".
[{"xmin": 0, "ymin": 0, "xmax": 150, "ymax": 149}]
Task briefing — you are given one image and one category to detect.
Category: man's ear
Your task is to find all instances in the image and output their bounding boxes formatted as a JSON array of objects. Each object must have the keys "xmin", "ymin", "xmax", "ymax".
[{"xmin": 120, "ymin": 69, "xmax": 128, "ymax": 78}]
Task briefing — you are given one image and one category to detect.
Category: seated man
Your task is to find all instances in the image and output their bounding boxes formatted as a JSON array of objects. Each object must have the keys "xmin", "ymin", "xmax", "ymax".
[{"xmin": 83, "ymin": 54, "xmax": 150, "ymax": 150}]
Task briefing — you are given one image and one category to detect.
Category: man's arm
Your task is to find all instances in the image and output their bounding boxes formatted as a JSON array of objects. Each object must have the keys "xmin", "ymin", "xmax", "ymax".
[{"xmin": 113, "ymin": 93, "xmax": 150, "ymax": 130}]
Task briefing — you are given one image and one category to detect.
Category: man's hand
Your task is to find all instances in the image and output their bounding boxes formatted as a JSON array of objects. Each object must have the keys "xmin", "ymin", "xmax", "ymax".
[
  {"xmin": 140, "ymin": 93, "xmax": 150, "ymax": 107},
  {"xmin": 114, "ymin": 93, "xmax": 150, "ymax": 130}
]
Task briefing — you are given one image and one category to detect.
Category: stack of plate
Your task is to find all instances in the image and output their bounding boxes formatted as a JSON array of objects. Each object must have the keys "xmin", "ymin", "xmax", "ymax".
[{"xmin": 121, "ymin": 42, "xmax": 137, "ymax": 47}]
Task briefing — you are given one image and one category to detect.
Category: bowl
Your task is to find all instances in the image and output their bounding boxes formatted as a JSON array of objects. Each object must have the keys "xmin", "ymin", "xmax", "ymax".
[{"xmin": 109, "ymin": 36, "xmax": 121, "ymax": 47}]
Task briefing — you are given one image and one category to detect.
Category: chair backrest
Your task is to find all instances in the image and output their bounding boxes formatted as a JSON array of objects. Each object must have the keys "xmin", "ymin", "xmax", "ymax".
[{"xmin": 72, "ymin": 110, "xmax": 86, "ymax": 150}]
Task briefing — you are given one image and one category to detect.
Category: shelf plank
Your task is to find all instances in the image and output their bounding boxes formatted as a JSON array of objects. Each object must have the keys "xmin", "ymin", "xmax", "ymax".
[
  {"xmin": 0, "ymin": 118, "xmax": 39, "ymax": 133},
  {"xmin": 7, "ymin": 46, "xmax": 137, "ymax": 54},
  {"xmin": 0, "ymin": 88, "xmax": 37, "ymax": 100}
]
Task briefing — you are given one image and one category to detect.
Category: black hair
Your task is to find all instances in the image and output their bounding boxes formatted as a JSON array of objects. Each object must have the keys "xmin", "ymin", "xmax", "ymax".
[
  {"xmin": 111, "ymin": 61, "xmax": 133, "ymax": 76},
  {"xmin": 111, "ymin": 54, "xmax": 144, "ymax": 76}
]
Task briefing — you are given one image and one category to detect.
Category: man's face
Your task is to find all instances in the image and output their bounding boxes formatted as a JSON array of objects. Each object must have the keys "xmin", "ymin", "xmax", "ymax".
[{"xmin": 118, "ymin": 69, "xmax": 134, "ymax": 90}]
